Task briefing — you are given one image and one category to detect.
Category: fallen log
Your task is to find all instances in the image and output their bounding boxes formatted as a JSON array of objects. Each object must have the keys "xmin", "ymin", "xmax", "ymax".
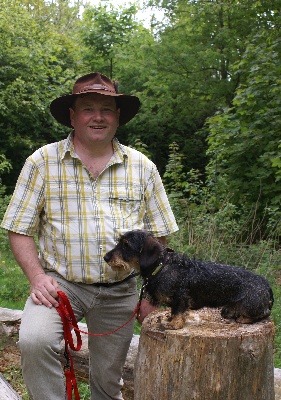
[
  {"xmin": 59, "ymin": 323, "xmax": 139, "ymax": 383},
  {"xmin": 0, "ymin": 373, "xmax": 23, "ymax": 400},
  {"xmin": 134, "ymin": 308, "xmax": 275, "ymax": 400},
  {"xmin": 0, "ymin": 308, "xmax": 22, "ymax": 337}
]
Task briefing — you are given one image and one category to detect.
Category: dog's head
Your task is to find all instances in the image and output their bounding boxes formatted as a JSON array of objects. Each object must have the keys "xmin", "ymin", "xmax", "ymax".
[{"xmin": 104, "ymin": 229, "xmax": 164, "ymax": 272}]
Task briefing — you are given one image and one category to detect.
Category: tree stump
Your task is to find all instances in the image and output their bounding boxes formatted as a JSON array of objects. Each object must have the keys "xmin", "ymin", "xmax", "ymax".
[{"xmin": 134, "ymin": 308, "xmax": 275, "ymax": 400}]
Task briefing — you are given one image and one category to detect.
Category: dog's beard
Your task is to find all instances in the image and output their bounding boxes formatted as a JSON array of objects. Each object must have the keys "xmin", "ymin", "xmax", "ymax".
[
  {"xmin": 109, "ymin": 262, "xmax": 131, "ymax": 271},
  {"xmin": 107, "ymin": 257, "xmax": 140, "ymax": 272}
]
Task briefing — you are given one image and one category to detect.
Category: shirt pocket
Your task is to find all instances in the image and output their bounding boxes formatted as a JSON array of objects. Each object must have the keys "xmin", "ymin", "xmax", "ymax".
[{"xmin": 101, "ymin": 184, "xmax": 145, "ymax": 230}]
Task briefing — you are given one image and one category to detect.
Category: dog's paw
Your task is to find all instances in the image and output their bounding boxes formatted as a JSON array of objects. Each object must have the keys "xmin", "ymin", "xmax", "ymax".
[
  {"xmin": 235, "ymin": 315, "xmax": 254, "ymax": 324},
  {"xmin": 167, "ymin": 314, "xmax": 185, "ymax": 330},
  {"xmin": 221, "ymin": 306, "xmax": 236, "ymax": 320}
]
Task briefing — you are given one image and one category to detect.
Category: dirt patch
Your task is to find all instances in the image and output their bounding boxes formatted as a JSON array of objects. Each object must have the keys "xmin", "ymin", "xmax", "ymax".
[
  {"xmin": 0, "ymin": 338, "xmax": 21, "ymax": 367},
  {"xmin": 0, "ymin": 333, "xmax": 27, "ymax": 398},
  {"xmin": 0, "ymin": 334, "xmax": 20, "ymax": 370}
]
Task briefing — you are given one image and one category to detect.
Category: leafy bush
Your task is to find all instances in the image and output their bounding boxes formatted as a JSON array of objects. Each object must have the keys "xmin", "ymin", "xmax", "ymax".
[{"xmin": 164, "ymin": 142, "xmax": 281, "ymax": 272}]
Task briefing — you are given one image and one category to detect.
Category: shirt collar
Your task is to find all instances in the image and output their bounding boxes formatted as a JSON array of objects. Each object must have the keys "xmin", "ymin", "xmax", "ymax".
[
  {"xmin": 59, "ymin": 132, "xmax": 75, "ymax": 160},
  {"xmin": 112, "ymin": 137, "xmax": 128, "ymax": 163},
  {"xmin": 59, "ymin": 132, "xmax": 128, "ymax": 164}
]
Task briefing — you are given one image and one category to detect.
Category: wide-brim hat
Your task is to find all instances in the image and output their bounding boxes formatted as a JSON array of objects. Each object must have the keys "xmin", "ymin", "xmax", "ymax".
[{"xmin": 50, "ymin": 72, "xmax": 141, "ymax": 127}]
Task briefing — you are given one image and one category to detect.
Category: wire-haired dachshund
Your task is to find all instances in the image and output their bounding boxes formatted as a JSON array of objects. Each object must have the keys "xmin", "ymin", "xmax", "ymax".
[{"xmin": 104, "ymin": 229, "xmax": 274, "ymax": 329}]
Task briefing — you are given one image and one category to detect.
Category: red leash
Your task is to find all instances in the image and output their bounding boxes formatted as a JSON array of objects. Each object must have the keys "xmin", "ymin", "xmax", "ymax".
[
  {"xmin": 56, "ymin": 290, "xmax": 141, "ymax": 400},
  {"xmin": 56, "ymin": 291, "xmax": 82, "ymax": 400}
]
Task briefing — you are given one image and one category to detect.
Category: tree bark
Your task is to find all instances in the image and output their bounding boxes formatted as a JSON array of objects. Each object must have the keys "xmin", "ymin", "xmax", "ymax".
[{"xmin": 134, "ymin": 308, "xmax": 275, "ymax": 400}]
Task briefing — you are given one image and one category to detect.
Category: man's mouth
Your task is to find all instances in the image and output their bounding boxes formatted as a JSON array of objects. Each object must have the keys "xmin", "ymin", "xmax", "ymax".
[{"xmin": 90, "ymin": 126, "xmax": 105, "ymax": 130}]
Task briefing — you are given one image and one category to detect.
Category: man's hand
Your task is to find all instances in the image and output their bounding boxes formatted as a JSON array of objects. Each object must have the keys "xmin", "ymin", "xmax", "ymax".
[
  {"xmin": 137, "ymin": 298, "xmax": 158, "ymax": 324},
  {"xmin": 8, "ymin": 231, "xmax": 60, "ymax": 308},
  {"xmin": 30, "ymin": 273, "xmax": 60, "ymax": 308}
]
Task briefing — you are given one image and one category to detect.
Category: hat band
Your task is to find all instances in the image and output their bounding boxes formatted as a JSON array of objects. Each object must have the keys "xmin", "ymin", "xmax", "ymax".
[{"xmin": 75, "ymin": 84, "xmax": 116, "ymax": 94}]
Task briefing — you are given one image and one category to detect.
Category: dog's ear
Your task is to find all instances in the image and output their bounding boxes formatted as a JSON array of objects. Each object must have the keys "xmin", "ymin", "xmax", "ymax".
[{"xmin": 139, "ymin": 235, "xmax": 163, "ymax": 269}]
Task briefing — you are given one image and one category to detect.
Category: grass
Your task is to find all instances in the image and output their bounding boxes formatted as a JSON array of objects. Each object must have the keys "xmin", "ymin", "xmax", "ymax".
[
  {"xmin": 2, "ymin": 366, "xmax": 29, "ymax": 399},
  {"xmin": 0, "ymin": 253, "xmax": 30, "ymax": 310}
]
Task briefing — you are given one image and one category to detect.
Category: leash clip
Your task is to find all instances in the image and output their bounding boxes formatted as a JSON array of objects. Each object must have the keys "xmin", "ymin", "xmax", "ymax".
[
  {"xmin": 139, "ymin": 280, "xmax": 148, "ymax": 302},
  {"xmin": 63, "ymin": 349, "xmax": 71, "ymax": 371}
]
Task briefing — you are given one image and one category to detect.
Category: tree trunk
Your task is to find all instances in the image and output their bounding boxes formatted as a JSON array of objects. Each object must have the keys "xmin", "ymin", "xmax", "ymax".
[{"xmin": 134, "ymin": 308, "xmax": 275, "ymax": 400}]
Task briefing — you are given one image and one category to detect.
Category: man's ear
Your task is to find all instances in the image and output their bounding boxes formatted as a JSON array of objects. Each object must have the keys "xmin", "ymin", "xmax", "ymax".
[
  {"xmin": 69, "ymin": 108, "xmax": 75, "ymax": 128},
  {"xmin": 116, "ymin": 108, "xmax": 120, "ymax": 128},
  {"xmin": 139, "ymin": 235, "xmax": 163, "ymax": 269}
]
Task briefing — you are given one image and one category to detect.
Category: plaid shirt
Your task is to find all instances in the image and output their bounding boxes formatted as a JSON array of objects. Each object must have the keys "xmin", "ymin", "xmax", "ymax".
[{"xmin": 1, "ymin": 133, "xmax": 178, "ymax": 283}]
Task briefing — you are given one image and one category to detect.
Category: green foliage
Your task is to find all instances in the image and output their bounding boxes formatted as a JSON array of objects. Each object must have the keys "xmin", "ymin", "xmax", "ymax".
[
  {"xmin": 206, "ymin": 31, "xmax": 281, "ymax": 224},
  {"xmin": 129, "ymin": 138, "xmax": 152, "ymax": 159},
  {"xmin": 0, "ymin": 154, "xmax": 11, "ymax": 176},
  {"xmin": 75, "ymin": 381, "xmax": 90, "ymax": 399},
  {"xmin": 1, "ymin": 0, "xmax": 280, "ymax": 215},
  {"xmin": 131, "ymin": 0, "xmax": 275, "ymax": 173},
  {"xmin": 80, "ymin": 2, "xmax": 139, "ymax": 77},
  {"xmin": 163, "ymin": 142, "xmax": 186, "ymax": 195},
  {"xmin": 0, "ymin": 156, "xmax": 12, "ymax": 250},
  {"xmin": 163, "ymin": 142, "xmax": 280, "ymax": 272},
  {"xmin": 0, "ymin": 0, "xmax": 81, "ymax": 191}
]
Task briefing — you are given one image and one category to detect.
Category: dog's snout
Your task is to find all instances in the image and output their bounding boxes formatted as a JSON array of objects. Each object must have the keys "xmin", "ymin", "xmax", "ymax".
[{"xmin": 104, "ymin": 252, "xmax": 111, "ymax": 263}]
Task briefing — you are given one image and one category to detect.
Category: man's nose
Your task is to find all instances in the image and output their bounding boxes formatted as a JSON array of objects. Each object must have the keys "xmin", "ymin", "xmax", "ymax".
[{"xmin": 92, "ymin": 110, "xmax": 103, "ymax": 120}]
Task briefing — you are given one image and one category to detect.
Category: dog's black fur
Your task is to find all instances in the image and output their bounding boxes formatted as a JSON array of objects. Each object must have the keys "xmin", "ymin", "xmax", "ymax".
[{"xmin": 104, "ymin": 229, "xmax": 274, "ymax": 329}]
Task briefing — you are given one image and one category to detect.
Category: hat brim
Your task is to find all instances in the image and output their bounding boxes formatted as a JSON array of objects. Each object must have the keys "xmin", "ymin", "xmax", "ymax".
[{"xmin": 50, "ymin": 91, "xmax": 141, "ymax": 128}]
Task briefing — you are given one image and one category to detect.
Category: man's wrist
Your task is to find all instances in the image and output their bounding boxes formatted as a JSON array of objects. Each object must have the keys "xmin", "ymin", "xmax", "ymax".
[{"xmin": 30, "ymin": 271, "xmax": 45, "ymax": 282}]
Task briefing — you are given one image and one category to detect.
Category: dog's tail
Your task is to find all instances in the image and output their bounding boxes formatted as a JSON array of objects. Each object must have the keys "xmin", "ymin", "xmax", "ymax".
[
  {"xmin": 269, "ymin": 287, "xmax": 274, "ymax": 310},
  {"xmin": 260, "ymin": 287, "xmax": 274, "ymax": 321}
]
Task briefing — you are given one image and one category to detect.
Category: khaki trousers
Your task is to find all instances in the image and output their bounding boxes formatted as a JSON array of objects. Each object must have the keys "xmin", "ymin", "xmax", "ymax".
[{"xmin": 19, "ymin": 271, "xmax": 138, "ymax": 400}]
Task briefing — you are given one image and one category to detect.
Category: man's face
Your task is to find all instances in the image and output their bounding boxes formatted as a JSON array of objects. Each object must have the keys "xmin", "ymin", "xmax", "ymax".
[{"xmin": 70, "ymin": 93, "xmax": 120, "ymax": 147}]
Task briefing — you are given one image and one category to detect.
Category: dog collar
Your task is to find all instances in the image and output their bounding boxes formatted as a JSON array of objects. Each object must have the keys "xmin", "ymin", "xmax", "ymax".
[
  {"xmin": 143, "ymin": 247, "xmax": 174, "ymax": 282},
  {"xmin": 151, "ymin": 262, "xmax": 164, "ymax": 276},
  {"xmin": 139, "ymin": 263, "xmax": 164, "ymax": 303}
]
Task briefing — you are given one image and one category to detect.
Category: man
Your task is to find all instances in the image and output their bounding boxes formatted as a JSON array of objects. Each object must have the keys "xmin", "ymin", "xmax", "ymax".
[{"xmin": 1, "ymin": 72, "xmax": 178, "ymax": 400}]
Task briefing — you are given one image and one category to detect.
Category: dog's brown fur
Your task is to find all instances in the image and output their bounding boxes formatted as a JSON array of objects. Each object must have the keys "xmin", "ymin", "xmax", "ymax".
[{"xmin": 104, "ymin": 229, "xmax": 274, "ymax": 329}]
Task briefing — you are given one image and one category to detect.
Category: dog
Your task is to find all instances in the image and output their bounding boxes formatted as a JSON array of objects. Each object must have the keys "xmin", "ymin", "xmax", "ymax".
[{"xmin": 104, "ymin": 229, "xmax": 274, "ymax": 329}]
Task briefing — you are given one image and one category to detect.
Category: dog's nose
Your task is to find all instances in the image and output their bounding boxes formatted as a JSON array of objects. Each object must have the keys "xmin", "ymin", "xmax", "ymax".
[{"xmin": 104, "ymin": 253, "xmax": 111, "ymax": 263}]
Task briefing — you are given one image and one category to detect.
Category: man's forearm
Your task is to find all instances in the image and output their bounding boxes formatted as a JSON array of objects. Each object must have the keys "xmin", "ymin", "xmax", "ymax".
[
  {"xmin": 8, "ymin": 231, "xmax": 60, "ymax": 307},
  {"xmin": 8, "ymin": 231, "xmax": 45, "ymax": 283}
]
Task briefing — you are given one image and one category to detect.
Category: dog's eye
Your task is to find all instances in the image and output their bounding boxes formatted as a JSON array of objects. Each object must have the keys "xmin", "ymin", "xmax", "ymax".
[{"xmin": 122, "ymin": 241, "xmax": 130, "ymax": 251}]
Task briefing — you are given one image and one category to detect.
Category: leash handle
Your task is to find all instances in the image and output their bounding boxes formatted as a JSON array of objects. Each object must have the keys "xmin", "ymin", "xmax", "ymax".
[{"xmin": 56, "ymin": 290, "xmax": 82, "ymax": 351}]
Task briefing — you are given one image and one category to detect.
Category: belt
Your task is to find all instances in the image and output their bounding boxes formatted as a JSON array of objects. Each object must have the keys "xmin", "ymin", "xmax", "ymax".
[{"xmin": 92, "ymin": 272, "xmax": 139, "ymax": 287}]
